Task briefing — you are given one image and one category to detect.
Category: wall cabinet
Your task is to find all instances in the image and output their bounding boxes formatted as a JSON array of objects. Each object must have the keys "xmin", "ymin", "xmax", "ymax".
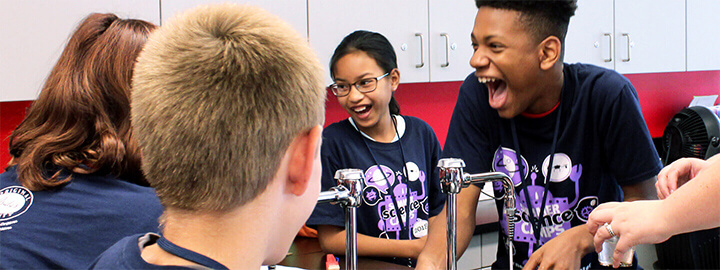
[
  {"xmin": 160, "ymin": 0, "xmax": 307, "ymax": 39},
  {"xmin": 565, "ymin": 0, "xmax": 686, "ymax": 74},
  {"xmin": 687, "ymin": 0, "xmax": 720, "ymax": 71},
  {"xmin": 308, "ymin": 0, "xmax": 476, "ymax": 85},
  {"xmin": 308, "ymin": 0, "xmax": 429, "ymax": 84},
  {"xmin": 0, "ymin": 0, "xmax": 160, "ymax": 102}
]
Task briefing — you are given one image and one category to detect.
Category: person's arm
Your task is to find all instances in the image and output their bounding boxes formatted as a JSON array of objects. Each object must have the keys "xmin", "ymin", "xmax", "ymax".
[
  {"xmin": 655, "ymin": 155, "xmax": 720, "ymax": 199},
  {"xmin": 522, "ymin": 176, "xmax": 657, "ymax": 270},
  {"xmin": 416, "ymin": 184, "xmax": 482, "ymax": 269},
  {"xmin": 316, "ymin": 225, "xmax": 426, "ymax": 259},
  {"xmin": 589, "ymin": 157, "xmax": 720, "ymax": 268}
]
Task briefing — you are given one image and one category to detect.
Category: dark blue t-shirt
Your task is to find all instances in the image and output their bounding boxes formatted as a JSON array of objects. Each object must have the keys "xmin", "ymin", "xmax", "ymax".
[
  {"xmin": 89, "ymin": 233, "xmax": 193, "ymax": 269},
  {"xmin": 306, "ymin": 115, "xmax": 446, "ymax": 265},
  {"xmin": 443, "ymin": 63, "xmax": 662, "ymax": 269},
  {"xmin": 0, "ymin": 166, "xmax": 163, "ymax": 269}
]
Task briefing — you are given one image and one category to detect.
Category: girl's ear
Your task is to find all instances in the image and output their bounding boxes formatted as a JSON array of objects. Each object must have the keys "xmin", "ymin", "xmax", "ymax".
[{"xmin": 390, "ymin": 68, "xmax": 400, "ymax": 91}]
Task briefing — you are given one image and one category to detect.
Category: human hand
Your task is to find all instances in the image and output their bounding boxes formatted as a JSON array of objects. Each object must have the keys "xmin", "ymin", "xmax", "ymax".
[
  {"xmin": 522, "ymin": 225, "xmax": 594, "ymax": 270},
  {"xmin": 587, "ymin": 201, "xmax": 673, "ymax": 268},
  {"xmin": 656, "ymin": 158, "xmax": 707, "ymax": 199}
]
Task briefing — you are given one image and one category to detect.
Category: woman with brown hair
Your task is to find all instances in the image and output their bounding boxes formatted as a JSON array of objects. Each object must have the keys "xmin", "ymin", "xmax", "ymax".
[{"xmin": 0, "ymin": 13, "xmax": 162, "ymax": 269}]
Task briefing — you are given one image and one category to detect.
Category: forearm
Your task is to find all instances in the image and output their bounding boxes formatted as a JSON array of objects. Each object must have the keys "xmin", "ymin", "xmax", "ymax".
[
  {"xmin": 317, "ymin": 226, "xmax": 424, "ymax": 259},
  {"xmin": 622, "ymin": 176, "xmax": 658, "ymax": 201},
  {"xmin": 660, "ymin": 159, "xmax": 720, "ymax": 235},
  {"xmin": 418, "ymin": 185, "xmax": 481, "ymax": 267}
]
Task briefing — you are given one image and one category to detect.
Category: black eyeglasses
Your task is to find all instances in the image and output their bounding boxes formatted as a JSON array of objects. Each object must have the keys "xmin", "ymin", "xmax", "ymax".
[{"xmin": 328, "ymin": 73, "xmax": 390, "ymax": 97}]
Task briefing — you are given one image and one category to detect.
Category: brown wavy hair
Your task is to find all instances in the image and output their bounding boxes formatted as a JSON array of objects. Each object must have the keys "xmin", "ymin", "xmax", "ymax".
[{"xmin": 7, "ymin": 13, "xmax": 156, "ymax": 191}]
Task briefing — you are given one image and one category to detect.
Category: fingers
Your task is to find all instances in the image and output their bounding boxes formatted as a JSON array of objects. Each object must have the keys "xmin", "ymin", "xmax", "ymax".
[
  {"xmin": 522, "ymin": 251, "xmax": 541, "ymax": 270},
  {"xmin": 587, "ymin": 202, "xmax": 618, "ymax": 234},
  {"xmin": 593, "ymin": 222, "xmax": 612, "ymax": 253},
  {"xmin": 657, "ymin": 165, "xmax": 680, "ymax": 199},
  {"xmin": 612, "ymin": 237, "xmax": 635, "ymax": 268}
]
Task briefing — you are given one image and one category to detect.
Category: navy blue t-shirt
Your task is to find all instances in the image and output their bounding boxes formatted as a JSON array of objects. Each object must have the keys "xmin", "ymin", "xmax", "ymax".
[
  {"xmin": 306, "ymin": 115, "xmax": 446, "ymax": 265},
  {"xmin": 0, "ymin": 166, "xmax": 163, "ymax": 269},
  {"xmin": 89, "ymin": 233, "xmax": 194, "ymax": 269},
  {"xmin": 443, "ymin": 63, "xmax": 662, "ymax": 269}
]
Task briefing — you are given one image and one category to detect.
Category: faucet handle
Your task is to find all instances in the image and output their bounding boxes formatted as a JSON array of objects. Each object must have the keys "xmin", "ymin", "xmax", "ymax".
[
  {"xmin": 438, "ymin": 158, "xmax": 466, "ymax": 194},
  {"xmin": 334, "ymin": 168, "xmax": 364, "ymax": 207},
  {"xmin": 437, "ymin": 158, "xmax": 466, "ymax": 169}
]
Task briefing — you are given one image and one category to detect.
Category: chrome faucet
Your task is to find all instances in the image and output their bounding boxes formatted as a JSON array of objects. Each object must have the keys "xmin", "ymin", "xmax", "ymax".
[
  {"xmin": 316, "ymin": 168, "xmax": 364, "ymax": 270},
  {"xmin": 438, "ymin": 158, "xmax": 516, "ymax": 270}
]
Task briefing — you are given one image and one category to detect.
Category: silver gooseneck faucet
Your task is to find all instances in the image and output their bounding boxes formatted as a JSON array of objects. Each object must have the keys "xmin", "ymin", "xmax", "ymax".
[
  {"xmin": 316, "ymin": 169, "xmax": 364, "ymax": 270},
  {"xmin": 438, "ymin": 158, "xmax": 516, "ymax": 270}
]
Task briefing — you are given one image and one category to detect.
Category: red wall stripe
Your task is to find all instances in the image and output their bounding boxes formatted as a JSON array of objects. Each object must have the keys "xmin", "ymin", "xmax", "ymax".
[{"xmin": 3, "ymin": 70, "xmax": 720, "ymax": 167}]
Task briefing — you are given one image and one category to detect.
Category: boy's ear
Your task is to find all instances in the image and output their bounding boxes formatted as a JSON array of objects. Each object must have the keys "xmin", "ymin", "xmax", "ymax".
[
  {"xmin": 538, "ymin": 36, "xmax": 562, "ymax": 71},
  {"xmin": 287, "ymin": 125, "xmax": 323, "ymax": 196}
]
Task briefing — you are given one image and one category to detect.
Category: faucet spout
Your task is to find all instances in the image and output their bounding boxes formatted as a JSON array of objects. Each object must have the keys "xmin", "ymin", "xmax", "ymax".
[
  {"xmin": 463, "ymin": 172, "xmax": 516, "ymax": 210},
  {"xmin": 438, "ymin": 158, "xmax": 516, "ymax": 270}
]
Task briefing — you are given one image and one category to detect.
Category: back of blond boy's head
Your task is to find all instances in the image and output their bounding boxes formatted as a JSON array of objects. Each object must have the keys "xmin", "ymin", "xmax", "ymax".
[{"xmin": 132, "ymin": 3, "xmax": 325, "ymax": 212}]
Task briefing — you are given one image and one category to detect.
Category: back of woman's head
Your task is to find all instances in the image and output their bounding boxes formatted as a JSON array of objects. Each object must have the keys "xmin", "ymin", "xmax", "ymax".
[
  {"xmin": 7, "ymin": 13, "xmax": 156, "ymax": 190},
  {"xmin": 329, "ymin": 30, "xmax": 401, "ymax": 115}
]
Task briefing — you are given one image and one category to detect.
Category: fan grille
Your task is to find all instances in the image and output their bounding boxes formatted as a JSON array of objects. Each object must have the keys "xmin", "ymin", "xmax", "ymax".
[{"xmin": 663, "ymin": 109, "xmax": 710, "ymax": 161}]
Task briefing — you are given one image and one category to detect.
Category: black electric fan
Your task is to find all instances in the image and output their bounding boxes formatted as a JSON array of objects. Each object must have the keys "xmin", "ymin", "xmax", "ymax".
[{"xmin": 656, "ymin": 105, "xmax": 720, "ymax": 269}]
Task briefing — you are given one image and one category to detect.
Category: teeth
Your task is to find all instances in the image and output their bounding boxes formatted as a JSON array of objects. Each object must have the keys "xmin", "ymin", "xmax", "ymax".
[
  {"xmin": 477, "ymin": 77, "xmax": 497, "ymax": 84},
  {"xmin": 353, "ymin": 106, "xmax": 368, "ymax": 113}
]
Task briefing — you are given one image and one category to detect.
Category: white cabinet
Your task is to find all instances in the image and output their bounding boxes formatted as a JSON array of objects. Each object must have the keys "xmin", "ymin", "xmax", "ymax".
[
  {"xmin": 160, "ymin": 0, "xmax": 307, "ymax": 39},
  {"xmin": 564, "ymin": 0, "xmax": 614, "ymax": 70},
  {"xmin": 308, "ymin": 0, "xmax": 429, "ymax": 84},
  {"xmin": 0, "ymin": 0, "xmax": 160, "ymax": 102},
  {"xmin": 428, "ymin": 0, "xmax": 477, "ymax": 82},
  {"xmin": 687, "ymin": 0, "xmax": 720, "ymax": 71},
  {"xmin": 308, "ymin": 0, "xmax": 476, "ymax": 84},
  {"xmin": 565, "ymin": 0, "xmax": 686, "ymax": 74},
  {"xmin": 614, "ymin": 0, "xmax": 685, "ymax": 74}
]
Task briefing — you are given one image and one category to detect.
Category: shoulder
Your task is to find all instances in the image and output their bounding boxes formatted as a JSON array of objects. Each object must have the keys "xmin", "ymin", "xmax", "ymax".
[
  {"xmin": 401, "ymin": 115, "xmax": 434, "ymax": 132},
  {"xmin": 564, "ymin": 63, "xmax": 637, "ymax": 103},
  {"xmin": 322, "ymin": 119, "xmax": 354, "ymax": 138},
  {"xmin": 89, "ymin": 233, "xmax": 150, "ymax": 269}
]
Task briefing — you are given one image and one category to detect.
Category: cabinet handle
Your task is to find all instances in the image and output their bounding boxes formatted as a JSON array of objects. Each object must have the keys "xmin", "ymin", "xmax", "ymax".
[
  {"xmin": 622, "ymin": 33, "xmax": 631, "ymax": 62},
  {"xmin": 415, "ymin": 33, "xmax": 424, "ymax": 68},
  {"xmin": 441, "ymin": 33, "xmax": 450, "ymax": 67},
  {"xmin": 603, "ymin": 33, "xmax": 613, "ymax": 62}
]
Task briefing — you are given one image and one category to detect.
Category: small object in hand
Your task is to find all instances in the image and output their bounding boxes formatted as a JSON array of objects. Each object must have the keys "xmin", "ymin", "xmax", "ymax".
[
  {"xmin": 598, "ymin": 235, "xmax": 635, "ymax": 267},
  {"xmin": 325, "ymin": 253, "xmax": 340, "ymax": 270}
]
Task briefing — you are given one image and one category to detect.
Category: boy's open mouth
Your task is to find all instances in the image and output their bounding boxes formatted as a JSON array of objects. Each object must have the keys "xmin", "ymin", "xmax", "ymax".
[{"xmin": 479, "ymin": 76, "xmax": 508, "ymax": 109}]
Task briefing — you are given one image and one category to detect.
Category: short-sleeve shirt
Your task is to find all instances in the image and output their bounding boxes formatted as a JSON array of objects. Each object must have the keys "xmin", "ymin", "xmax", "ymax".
[
  {"xmin": 0, "ymin": 166, "xmax": 163, "ymax": 269},
  {"xmin": 306, "ymin": 115, "xmax": 446, "ymax": 265},
  {"xmin": 443, "ymin": 63, "xmax": 662, "ymax": 269}
]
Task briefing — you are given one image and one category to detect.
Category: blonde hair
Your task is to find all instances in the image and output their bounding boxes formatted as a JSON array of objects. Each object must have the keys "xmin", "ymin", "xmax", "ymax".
[{"xmin": 131, "ymin": 3, "xmax": 325, "ymax": 211}]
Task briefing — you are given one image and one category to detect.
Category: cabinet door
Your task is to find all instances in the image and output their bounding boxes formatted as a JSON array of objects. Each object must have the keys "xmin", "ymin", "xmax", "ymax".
[
  {"xmin": 0, "ymin": 0, "xmax": 160, "ymax": 101},
  {"xmin": 564, "ymin": 0, "xmax": 614, "ymax": 70},
  {"xmin": 614, "ymin": 0, "xmax": 685, "ymax": 74},
  {"xmin": 687, "ymin": 0, "xmax": 720, "ymax": 71},
  {"xmin": 308, "ymin": 0, "xmax": 429, "ymax": 84},
  {"xmin": 428, "ymin": 0, "xmax": 477, "ymax": 82},
  {"xmin": 160, "ymin": 0, "xmax": 307, "ymax": 39}
]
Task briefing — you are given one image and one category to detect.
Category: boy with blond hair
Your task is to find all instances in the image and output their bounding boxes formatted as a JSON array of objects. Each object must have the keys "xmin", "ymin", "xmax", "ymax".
[{"xmin": 89, "ymin": 3, "xmax": 326, "ymax": 269}]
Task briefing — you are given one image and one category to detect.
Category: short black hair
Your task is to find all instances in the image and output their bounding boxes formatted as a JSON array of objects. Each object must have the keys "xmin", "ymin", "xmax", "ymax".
[{"xmin": 475, "ymin": 0, "xmax": 578, "ymax": 43}]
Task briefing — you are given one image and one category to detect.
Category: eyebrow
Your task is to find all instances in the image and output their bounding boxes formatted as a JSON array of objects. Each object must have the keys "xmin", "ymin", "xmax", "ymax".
[
  {"xmin": 335, "ymin": 72, "xmax": 374, "ymax": 83},
  {"xmin": 470, "ymin": 33, "xmax": 498, "ymax": 43}
]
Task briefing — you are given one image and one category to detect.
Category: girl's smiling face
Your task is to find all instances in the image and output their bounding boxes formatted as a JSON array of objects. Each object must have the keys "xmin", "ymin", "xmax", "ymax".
[{"xmin": 332, "ymin": 51, "xmax": 399, "ymax": 136}]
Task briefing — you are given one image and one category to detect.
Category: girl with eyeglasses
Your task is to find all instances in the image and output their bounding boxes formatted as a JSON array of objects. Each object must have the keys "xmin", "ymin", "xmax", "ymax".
[{"xmin": 306, "ymin": 30, "xmax": 446, "ymax": 267}]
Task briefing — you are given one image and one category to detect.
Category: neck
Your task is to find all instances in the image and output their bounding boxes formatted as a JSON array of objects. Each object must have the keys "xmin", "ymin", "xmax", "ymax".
[
  {"xmin": 142, "ymin": 202, "xmax": 282, "ymax": 268},
  {"xmin": 526, "ymin": 67, "xmax": 564, "ymax": 114},
  {"xmin": 357, "ymin": 114, "xmax": 396, "ymax": 143}
]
